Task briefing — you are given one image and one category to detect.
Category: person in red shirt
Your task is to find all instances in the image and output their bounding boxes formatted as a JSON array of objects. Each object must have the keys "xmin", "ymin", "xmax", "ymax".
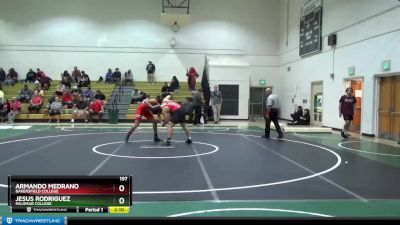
[
  {"xmin": 28, "ymin": 91, "xmax": 44, "ymax": 113},
  {"xmin": 186, "ymin": 67, "xmax": 199, "ymax": 92},
  {"xmin": 39, "ymin": 75, "xmax": 52, "ymax": 91},
  {"xmin": 36, "ymin": 68, "xmax": 46, "ymax": 80},
  {"xmin": 161, "ymin": 95, "xmax": 192, "ymax": 146},
  {"xmin": 89, "ymin": 99, "xmax": 104, "ymax": 122},
  {"xmin": 8, "ymin": 97, "xmax": 21, "ymax": 123},
  {"xmin": 125, "ymin": 97, "xmax": 162, "ymax": 143},
  {"xmin": 339, "ymin": 87, "xmax": 357, "ymax": 138},
  {"xmin": 62, "ymin": 90, "xmax": 73, "ymax": 108}
]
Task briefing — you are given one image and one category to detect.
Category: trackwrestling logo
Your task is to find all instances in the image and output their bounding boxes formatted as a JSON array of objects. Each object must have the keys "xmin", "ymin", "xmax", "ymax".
[{"xmin": 3, "ymin": 217, "xmax": 64, "ymax": 225}]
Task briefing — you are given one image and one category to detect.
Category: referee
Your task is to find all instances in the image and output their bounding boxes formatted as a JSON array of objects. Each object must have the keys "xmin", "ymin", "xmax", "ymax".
[{"xmin": 262, "ymin": 88, "xmax": 284, "ymax": 139}]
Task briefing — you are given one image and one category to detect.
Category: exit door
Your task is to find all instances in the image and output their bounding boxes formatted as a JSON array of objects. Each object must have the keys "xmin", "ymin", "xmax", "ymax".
[
  {"xmin": 249, "ymin": 87, "xmax": 269, "ymax": 119},
  {"xmin": 345, "ymin": 79, "xmax": 363, "ymax": 132},
  {"xmin": 378, "ymin": 75, "xmax": 400, "ymax": 141},
  {"xmin": 311, "ymin": 82, "xmax": 323, "ymax": 127}
]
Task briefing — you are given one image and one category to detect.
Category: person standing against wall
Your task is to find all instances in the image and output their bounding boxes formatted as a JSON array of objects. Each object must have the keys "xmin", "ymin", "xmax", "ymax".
[
  {"xmin": 146, "ymin": 60, "xmax": 156, "ymax": 85},
  {"xmin": 210, "ymin": 85, "xmax": 222, "ymax": 124},
  {"xmin": 339, "ymin": 87, "xmax": 357, "ymax": 138},
  {"xmin": 262, "ymin": 88, "xmax": 284, "ymax": 139}
]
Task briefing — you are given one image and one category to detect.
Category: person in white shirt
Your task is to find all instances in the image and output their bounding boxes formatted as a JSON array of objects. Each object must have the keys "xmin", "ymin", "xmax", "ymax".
[
  {"xmin": 262, "ymin": 88, "xmax": 284, "ymax": 139},
  {"xmin": 210, "ymin": 85, "xmax": 223, "ymax": 124},
  {"xmin": 0, "ymin": 86, "xmax": 4, "ymax": 104}
]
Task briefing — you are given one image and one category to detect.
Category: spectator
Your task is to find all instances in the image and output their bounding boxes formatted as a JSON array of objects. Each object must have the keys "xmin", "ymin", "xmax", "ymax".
[
  {"xmin": 44, "ymin": 93, "xmax": 56, "ymax": 116},
  {"xmin": 71, "ymin": 96, "xmax": 90, "ymax": 124},
  {"xmin": 170, "ymin": 76, "xmax": 180, "ymax": 92},
  {"xmin": 105, "ymin": 68, "xmax": 113, "ymax": 84},
  {"xmin": 89, "ymin": 99, "xmax": 104, "ymax": 123},
  {"xmin": 62, "ymin": 70, "xmax": 74, "ymax": 84},
  {"xmin": 161, "ymin": 82, "xmax": 173, "ymax": 99},
  {"xmin": 62, "ymin": 89, "xmax": 73, "ymax": 109},
  {"xmin": 5, "ymin": 68, "xmax": 18, "ymax": 86},
  {"xmin": 61, "ymin": 75, "xmax": 71, "ymax": 90},
  {"xmin": 48, "ymin": 94, "xmax": 57, "ymax": 105},
  {"xmin": 39, "ymin": 74, "xmax": 52, "ymax": 91},
  {"xmin": 10, "ymin": 68, "xmax": 19, "ymax": 84},
  {"xmin": 18, "ymin": 84, "xmax": 34, "ymax": 103},
  {"xmin": 113, "ymin": 68, "xmax": 121, "ymax": 84},
  {"xmin": 55, "ymin": 82, "xmax": 66, "ymax": 96},
  {"xmin": 0, "ymin": 85, "xmax": 4, "ymax": 104},
  {"xmin": 210, "ymin": 85, "xmax": 223, "ymax": 124},
  {"xmin": 0, "ymin": 84, "xmax": 7, "ymax": 120},
  {"xmin": 78, "ymin": 71, "xmax": 91, "ymax": 88},
  {"xmin": 48, "ymin": 96, "xmax": 62, "ymax": 123},
  {"xmin": 146, "ymin": 60, "xmax": 156, "ymax": 85},
  {"xmin": 290, "ymin": 106, "xmax": 303, "ymax": 123},
  {"xmin": 131, "ymin": 88, "xmax": 144, "ymax": 104},
  {"xmin": 8, "ymin": 97, "xmax": 21, "ymax": 123},
  {"xmin": 71, "ymin": 87, "xmax": 82, "ymax": 103},
  {"xmin": 146, "ymin": 60, "xmax": 156, "ymax": 84},
  {"xmin": 36, "ymin": 68, "xmax": 46, "ymax": 80},
  {"xmin": 95, "ymin": 90, "xmax": 106, "ymax": 101},
  {"xmin": 182, "ymin": 97, "xmax": 195, "ymax": 117},
  {"xmin": 0, "ymin": 68, "xmax": 6, "ymax": 86},
  {"xmin": 124, "ymin": 69, "xmax": 134, "ymax": 86},
  {"xmin": 186, "ymin": 67, "xmax": 199, "ymax": 92},
  {"xmin": 25, "ymin": 69, "xmax": 37, "ymax": 83},
  {"xmin": 0, "ymin": 103, "xmax": 4, "ymax": 123},
  {"xmin": 33, "ymin": 84, "xmax": 45, "ymax": 97},
  {"xmin": 71, "ymin": 66, "xmax": 82, "ymax": 83},
  {"xmin": 83, "ymin": 86, "xmax": 95, "ymax": 102},
  {"xmin": 0, "ymin": 99, "xmax": 10, "ymax": 123},
  {"xmin": 192, "ymin": 89, "xmax": 205, "ymax": 125},
  {"xmin": 28, "ymin": 91, "xmax": 44, "ymax": 114},
  {"xmin": 288, "ymin": 109, "xmax": 310, "ymax": 125}
]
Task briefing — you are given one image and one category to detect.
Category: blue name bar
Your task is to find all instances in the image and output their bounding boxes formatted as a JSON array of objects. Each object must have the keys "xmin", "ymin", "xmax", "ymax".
[{"xmin": 2, "ymin": 217, "xmax": 65, "ymax": 225}]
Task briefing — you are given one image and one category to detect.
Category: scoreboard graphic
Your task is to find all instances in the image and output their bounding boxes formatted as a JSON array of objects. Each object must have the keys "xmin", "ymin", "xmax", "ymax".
[{"xmin": 8, "ymin": 176, "xmax": 132, "ymax": 214}]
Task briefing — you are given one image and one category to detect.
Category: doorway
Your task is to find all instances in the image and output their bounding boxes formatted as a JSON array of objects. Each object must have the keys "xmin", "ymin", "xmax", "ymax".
[
  {"xmin": 345, "ymin": 79, "xmax": 363, "ymax": 132},
  {"xmin": 378, "ymin": 75, "xmax": 400, "ymax": 141},
  {"xmin": 311, "ymin": 82, "xmax": 323, "ymax": 127},
  {"xmin": 249, "ymin": 87, "xmax": 272, "ymax": 120},
  {"xmin": 219, "ymin": 84, "xmax": 239, "ymax": 116}
]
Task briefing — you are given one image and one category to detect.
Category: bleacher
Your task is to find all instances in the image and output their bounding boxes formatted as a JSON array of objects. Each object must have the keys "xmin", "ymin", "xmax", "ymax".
[
  {"xmin": 2, "ymin": 80, "xmax": 198, "ymax": 122},
  {"xmin": 2, "ymin": 81, "xmax": 115, "ymax": 122},
  {"xmin": 126, "ymin": 81, "xmax": 198, "ymax": 120}
]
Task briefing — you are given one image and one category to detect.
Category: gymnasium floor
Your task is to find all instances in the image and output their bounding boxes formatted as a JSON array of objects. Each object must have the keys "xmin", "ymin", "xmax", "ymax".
[{"xmin": 0, "ymin": 121, "xmax": 399, "ymax": 218}]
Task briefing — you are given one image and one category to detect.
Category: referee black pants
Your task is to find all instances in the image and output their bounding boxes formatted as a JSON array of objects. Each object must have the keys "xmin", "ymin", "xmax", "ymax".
[{"xmin": 265, "ymin": 108, "xmax": 283, "ymax": 138}]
